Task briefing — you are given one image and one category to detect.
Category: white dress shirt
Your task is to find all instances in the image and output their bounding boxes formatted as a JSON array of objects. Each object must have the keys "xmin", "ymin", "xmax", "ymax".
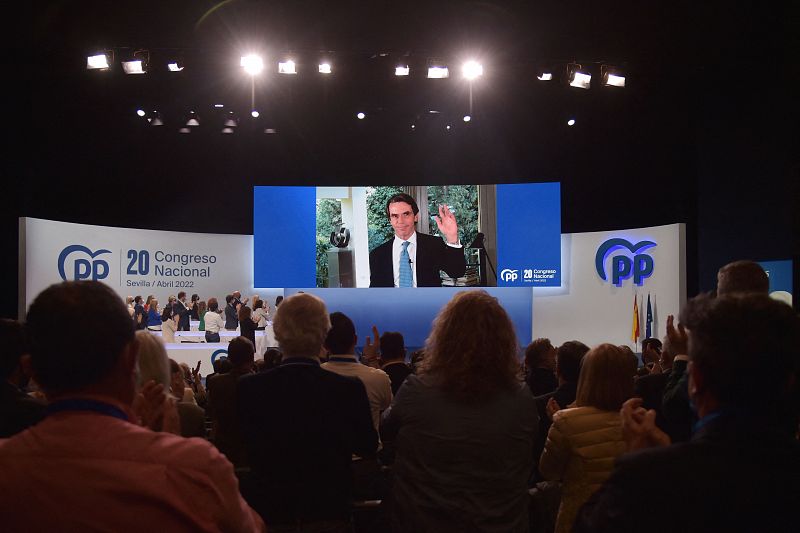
[
  {"xmin": 204, "ymin": 311, "xmax": 225, "ymax": 334},
  {"xmin": 391, "ymin": 231, "xmax": 463, "ymax": 287}
]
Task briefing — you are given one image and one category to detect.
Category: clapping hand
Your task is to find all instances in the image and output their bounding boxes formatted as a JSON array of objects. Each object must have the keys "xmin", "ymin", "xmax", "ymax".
[
  {"xmin": 134, "ymin": 380, "xmax": 181, "ymax": 435},
  {"xmin": 434, "ymin": 205, "xmax": 459, "ymax": 245},
  {"xmin": 362, "ymin": 325, "xmax": 381, "ymax": 368},
  {"xmin": 621, "ymin": 398, "xmax": 671, "ymax": 451},
  {"xmin": 664, "ymin": 314, "xmax": 688, "ymax": 358}
]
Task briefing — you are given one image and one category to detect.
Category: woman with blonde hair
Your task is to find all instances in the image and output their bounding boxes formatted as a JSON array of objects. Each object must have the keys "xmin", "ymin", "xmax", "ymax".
[
  {"xmin": 381, "ymin": 290, "xmax": 538, "ymax": 532},
  {"xmin": 538, "ymin": 343, "xmax": 636, "ymax": 533},
  {"xmin": 146, "ymin": 298, "xmax": 161, "ymax": 330}
]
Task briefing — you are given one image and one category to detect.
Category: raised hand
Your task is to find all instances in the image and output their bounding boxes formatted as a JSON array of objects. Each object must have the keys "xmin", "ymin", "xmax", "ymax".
[
  {"xmin": 621, "ymin": 398, "xmax": 671, "ymax": 451},
  {"xmin": 664, "ymin": 314, "xmax": 688, "ymax": 357},
  {"xmin": 362, "ymin": 325, "xmax": 381, "ymax": 368},
  {"xmin": 434, "ymin": 205, "xmax": 459, "ymax": 244}
]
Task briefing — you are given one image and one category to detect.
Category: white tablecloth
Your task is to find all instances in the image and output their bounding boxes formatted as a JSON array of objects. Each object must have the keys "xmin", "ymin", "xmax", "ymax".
[{"xmin": 150, "ymin": 326, "xmax": 276, "ymax": 357}]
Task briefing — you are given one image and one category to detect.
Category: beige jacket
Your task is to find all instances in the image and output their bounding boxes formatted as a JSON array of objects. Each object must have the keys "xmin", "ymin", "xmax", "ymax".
[{"xmin": 539, "ymin": 406, "xmax": 626, "ymax": 533}]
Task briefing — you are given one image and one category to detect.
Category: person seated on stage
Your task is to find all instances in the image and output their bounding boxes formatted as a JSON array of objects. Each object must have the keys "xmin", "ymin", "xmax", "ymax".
[
  {"xmin": 0, "ymin": 319, "xmax": 46, "ymax": 438},
  {"xmin": 237, "ymin": 293, "xmax": 377, "ymax": 529},
  {"xmin": 207, "ymin": 336, "xmax": 255, "ymax": 469},
  {"xmin": 146, "ymin": 297, "xmax": 161, "ymax": 330},
  {"xmin": 204, "ymin": 297, "xmax": 225, "ymax": 343},
  {"xmin": 538, "ymin": 344, "xmax": 635, "ymax": 533},
  {"xmin": 369, "ymin": 192, "xmax": 466, "ymax": 287},
  {"xmin": 378, "ymin": 331, "xmax": 412, "ymax": 395},
  {"xmin": 575, "ymin": 293, "xmax": 800, "ymax": 533},
  {"xmin": 380, "ymin": 290, "xmax": 538, "ymax": 532},
  {"xmin": 525, "ymin": 338, "xmax": 559, "ymax": 396},
  {"xmin": 322, "ymin": 313, "xmax": 392, "ymax": 431},
  {"xmin": 238, "ymin": 305, "xmax": 257, "ymax": 348},
  {"xmin": 0, "ymin": 281, "xmax": 263, "ymax": 532},
  {"xmin": 224, "ymin": 294, "xmax": 239, "ymax": 331}
]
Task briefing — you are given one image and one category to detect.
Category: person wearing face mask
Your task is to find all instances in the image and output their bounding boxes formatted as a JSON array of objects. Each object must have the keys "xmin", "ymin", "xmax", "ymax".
[{"xmin": 369, "ymin": 193, "xmax": 466, "ymax": 288}]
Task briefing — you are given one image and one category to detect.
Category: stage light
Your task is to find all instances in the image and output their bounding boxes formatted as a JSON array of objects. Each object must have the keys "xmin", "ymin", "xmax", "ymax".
[
  {"xmin": 462, "ymin": 61, "xmax": 483, "ymax": 80},
  {"xmin": 179, "ymin": 127, "xmax": 191, "ymax": 134},
  {"xmin": 149, "ymin": 111, "xmax": 164, "ymax": 126},
  {"xmin": 427, "ymin": 66, "xmax": 449, "ymax": 79},
  {"xmin": 278, "ymin": 60, "xmax": 297, "ymax": 74},
  {"xmin": 319, "ymin": 62, "xmax": 332, "ymax": 74},
  {"xmin": 241, "ymin": 54, "xmax": 264, "ymax": 75},
  {"xmin": 567, "ymin": 63, "xmax": 591, "ymax": 89},
  {"xmin": 214, "ymin": 104, "xmax": 224, "ymax": 108},
  {"xmin": 167, "ymin": 62, "xmax": 184, "ymax": 72},
  {"xmin": 186, "ymin": 111, "xmax": 200, "ymax": 127},
  {"xmin": 264, "ymin": 128, "xmax": 278, "ymax": 134},
  {"xmin": 251, "ymin": 110, "xmax": 260, "ymax": 118},
  {"xmin": 463, "ymin": 115, "xmax": 471, "ymax": 122},
  {"xmin": 122, "ymin": 60, "xmax": 145, "ymax": 74},
  {"xmin": 601, "ymin": 65, "xmax": 626, "ymax": 87},
  {"xmin": 221, "ymin": 127, "xmax": 235, "ymax": 134},
  {"xmin": 446, "ymin": 125, "xmax": 451, "ymax": 130},
  {"xmin": 223, "ymin": 112, "xmax": 238, "ymax": 127},
  {"xmin": 136, "ymin": 109, "xmax": 146, "ymax": 117},
  {"xmin": 567, "ymin": 118, "xmax": 576, "ymax": 126},
  {"xmin": 86, "ymin": 52, "xmax": 111, "ymax": 70},
  {"xmin": 411, "ymin": 124, "xmax": 416, "ymax": 130},
  {"xmin": 357, "ymin": 112, "xmax": 366, "ymax": 120},
  {"xmin": 537, "ymin": 72, "xmax": 553, "ymax": 81},
  {"xmin": 395, "ymin": 65, "xmax": 410, "ymax": 76}
]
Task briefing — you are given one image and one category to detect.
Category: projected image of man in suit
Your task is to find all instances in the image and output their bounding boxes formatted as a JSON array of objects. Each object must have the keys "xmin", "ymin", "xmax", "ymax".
[{"xmin": 369, "ymin": 193, "xmax": 467, "ymax": 287}]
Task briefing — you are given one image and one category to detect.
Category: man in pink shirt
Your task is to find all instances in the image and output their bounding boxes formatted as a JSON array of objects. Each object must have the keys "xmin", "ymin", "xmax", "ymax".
[{"xmin": 0, "ymin": 281, "xmax": 264, "ymax": 532}]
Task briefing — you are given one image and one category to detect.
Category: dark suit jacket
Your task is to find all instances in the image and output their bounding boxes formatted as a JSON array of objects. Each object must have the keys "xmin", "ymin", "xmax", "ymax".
[
  {"xmin": 369, "ymin": 232, "xmax": 467, "ymax": 287},
  {"xmin": 237, "ymin": 357, "xmax": 378, "ymax": 525},
  {"xmin": 634, "ymin": 371, "xmax": 670, "ymax": 433},
  {"xmin": 175, "ymin": 300, "xmax": 191, "ymax": 331},
  {"xmin": 382, "ymin": 361, "xmax": 413, "ymax": 395},
  {"xmin": 207, "ymin": 369, "xmax": 250, "ymax": 468},
  {"xmin": 574, "ymin": 412, "xmax": 800, "ymax": 533}
]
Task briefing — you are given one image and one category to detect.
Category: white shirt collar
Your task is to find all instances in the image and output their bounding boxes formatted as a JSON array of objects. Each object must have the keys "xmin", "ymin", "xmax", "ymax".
[{"xmin": 393, "ymin": 231, "xmax": 417, "ymax": 246}]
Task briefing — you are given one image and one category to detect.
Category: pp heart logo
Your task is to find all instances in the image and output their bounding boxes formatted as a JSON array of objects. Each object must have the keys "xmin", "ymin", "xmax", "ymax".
[
  {"xmin": 58, "ymin": 245, "xmax": 112, "ymax": 281},
  {"xmin": 595, "ymin": 238, "xmax": 656, "ymax": 286}
]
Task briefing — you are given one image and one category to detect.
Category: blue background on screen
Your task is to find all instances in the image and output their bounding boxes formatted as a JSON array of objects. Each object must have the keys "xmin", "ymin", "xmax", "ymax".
[
  {"xmin": 254, "ymin": 186, "xmax": 317, "ymax": 288},
  {"xmin": 285, "ymin": 287, "xmax": 533, "ymax": 350},
  {"xmin": 758, "ymin": 260, "xmax": 793, "ymax": 295},
  {"xmin": 496, "ymin": 183, "xmax": 561, "ymax": 287}
]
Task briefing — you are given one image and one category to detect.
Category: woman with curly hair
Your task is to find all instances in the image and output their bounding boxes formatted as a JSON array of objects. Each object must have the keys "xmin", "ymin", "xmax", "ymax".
[{"xmin": 380, "ymin": 290, "xmax": 539, "ymax": 532}]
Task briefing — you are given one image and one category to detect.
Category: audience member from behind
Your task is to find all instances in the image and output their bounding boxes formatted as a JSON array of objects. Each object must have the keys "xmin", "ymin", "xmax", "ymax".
[
  {"xmin": 634, "ymin": 336, "xmax": 675, "ymax": 435},
  {"xmin": 539, "ymin": 344, "xmax": 635, "ymax": 533},
  {"xmin": 525, "ymin": 338, "xmax": 558, "ymax": 396},
  {"xmin": 379, "ymin": 331, "xmax": 412, "ymax": 395},
  {"xmin": 576, "ymin": 293, "xmax": 800, "ymax": 533},
  {"xmin": 168, "ymin": 358, "xmax": 206, "ymax": 438},
  {"xmin": 322, "ymin": 312, "xmax": 392, "ymax": 430},
  {"xmin": 532, "ymin": 340, "xmax": 590, "ymax": 473},
  {"xmin": 237, "ymin": 293, "xmax": 377, "ymax": 528},
  {"xmin": 262, "ymin": 347, "xmax": 283, "ymax": 371},
  {"xmin": 0, "ymin": 319, "xmax": 46, "ymax": 437},
  {"xmin": 0, "ymin": 281, "xmax": 263, "ymax": 531},
  {"xmin": 208, "ymin": 336, "xmax": 255, "ymax": 468},
  {"xmin": 160, "ymin": 304, "xmax": 179, "ymax": 343},
  {"xmin": 663, "ymin": 259, "xmax": 770, "ymax": 442},
  {"xmin": 381, "ymin": 290, "xmax": 539, "ymax": 532}
]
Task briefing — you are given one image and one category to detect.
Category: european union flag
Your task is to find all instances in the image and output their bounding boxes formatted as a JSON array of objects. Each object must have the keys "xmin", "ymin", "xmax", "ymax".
[{"xmin": 645, "ymin": 294, "xmax": 653, "ymax": 339}]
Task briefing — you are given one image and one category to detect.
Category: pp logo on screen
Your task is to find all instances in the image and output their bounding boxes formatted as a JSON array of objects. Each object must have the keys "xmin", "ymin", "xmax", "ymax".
[
  {"xmin": 500, "ymin": 269, "xmax": 519, "ymax": 283},
  {"xmin": 595, "ymin": 238, "xmax": 656, "ymax": 287},
  {"xmin": 57, "ymin": 245, "xmax": 111, "ymax": 281}
]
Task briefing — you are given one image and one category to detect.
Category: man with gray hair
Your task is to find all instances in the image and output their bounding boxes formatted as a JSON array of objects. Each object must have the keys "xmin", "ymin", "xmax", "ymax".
[{"xmin": 237, "ymin": 292, "xmax": 377, "ymax": 529}]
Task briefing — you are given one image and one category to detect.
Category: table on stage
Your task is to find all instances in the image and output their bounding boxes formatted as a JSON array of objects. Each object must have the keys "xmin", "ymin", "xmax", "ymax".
[{"xmin": 149, "ymin": 328, "xmax": 277, "ymax": 365}]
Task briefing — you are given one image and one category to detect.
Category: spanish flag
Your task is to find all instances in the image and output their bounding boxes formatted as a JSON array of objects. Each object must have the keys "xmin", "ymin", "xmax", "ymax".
[{"xmin": 631, "ymin": 295, "xmax": 640, "ymax": 343}]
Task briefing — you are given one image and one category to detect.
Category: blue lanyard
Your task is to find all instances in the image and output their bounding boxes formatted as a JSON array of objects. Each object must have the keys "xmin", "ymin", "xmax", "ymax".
[{"xmin": 46, "ymin": 399, "xmax": 129, "ymax": 421}]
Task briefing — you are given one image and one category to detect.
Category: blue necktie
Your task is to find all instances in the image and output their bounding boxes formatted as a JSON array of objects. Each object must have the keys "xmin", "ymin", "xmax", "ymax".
[{"xmin": 399, "ymin": 241, "xmax": 413, "ymax": 287}]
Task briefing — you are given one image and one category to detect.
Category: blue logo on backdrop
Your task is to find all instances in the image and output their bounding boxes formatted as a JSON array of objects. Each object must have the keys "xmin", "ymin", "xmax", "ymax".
[
  {"xmin": 58, "ymin": 245, "xmax": 111, "ymax": 281},
  {"xmin": 595, "ymin": 238, "xmax": 656, "ymax": 286}
]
